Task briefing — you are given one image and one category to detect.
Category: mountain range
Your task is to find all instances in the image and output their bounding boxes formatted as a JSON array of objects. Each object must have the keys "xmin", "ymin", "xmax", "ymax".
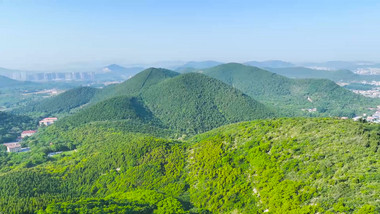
[{"xmin": 15, "ymin": 63, "xmax": 379, "ymax": 119}]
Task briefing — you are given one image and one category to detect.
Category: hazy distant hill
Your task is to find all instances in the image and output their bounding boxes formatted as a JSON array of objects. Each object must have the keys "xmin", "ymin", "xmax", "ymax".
[
  {"xmin": 266, "ymin": 67, "xmax": 358, "ymax": 81},
  {"xmin": 175, "ymin": 61, "xmax": 223, "ymax": 72},
  {"xmin": 244, "ymin": 60, "xmax": 294, "ymax": 68},
  {"xmin": 204, "ymin": 63, "xmax": 379, "ymax": 116},
  {"xmin": 0, "ymin": 75, "xmax": 29, "ymax": 87},
  {"xmin": 95, "ymin": 64, "xmax": 144, "ymax": 81},
  {"xmin": 267, "ymin": 67, "xmax": 380, "ymax": 82}
]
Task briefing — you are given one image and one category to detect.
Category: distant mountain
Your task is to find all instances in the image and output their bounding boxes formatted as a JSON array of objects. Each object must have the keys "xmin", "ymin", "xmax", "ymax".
[
  {"xmin": 141, "ymin": 73, "xmax": 274, "ymax": 133},
  {"xmin": 300, "ymin": 61, "xmax": 380, "ymax": 71},
  {"xmin": 175, "ymin": 61, "xmax": 223, "ymax": 72},
  {"xmin": 244, "ymin": 60, "xmax": 294, "ymax": 68},
  {"xmin": 95, "ymin": 64, "xmax": 144, "ymax": 81},
  {"xmin": 0, "ymin": 75, "xmax": 28, "ymax": 88},
  {"xmin": 266, "ymin": 67, "xmax": 359, "ymax": 81},
  {"xmin": 203, "ymin": 63, "xmax": 379, "ymax": 117}
]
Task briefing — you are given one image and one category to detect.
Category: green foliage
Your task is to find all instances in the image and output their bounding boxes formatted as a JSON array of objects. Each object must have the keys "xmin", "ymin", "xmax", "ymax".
[
  {"xmin": 41, "ymin": 198, "xmax": 153, "ymax": 214},
  {"xmin": 155, "ymin": 197, "xmax": 187, "ymax": 214},
  {"xmin": 0, "ymin": 118, "xmax": 378, "ymax": 213}
]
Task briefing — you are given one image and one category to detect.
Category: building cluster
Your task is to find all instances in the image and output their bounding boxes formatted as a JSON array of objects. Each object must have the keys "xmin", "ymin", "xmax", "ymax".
[
  {"xmin": 3, "ymin": 117, "xmax": 58, "ymax": 153},
  {"xmin": 352, "ymin": 89, "xmax": 380, "ymax": 98},
  {"xmin": 353, "ymin": 106, "xmax": 380, "ymax": 123},
  {"xmin": 39, "ymin": 117, "xmax": 58, "ymax": 126},
  {"xmin": 302, "ymin": 108, "xmax": 317, "ymax": 113},
  {"xmin": 355, "ymin": 68, "xmax": 380, "ymax": 75},
  {"xmin": 3, "ymin": 142, "xmax": 22, "ymax": 152},
  {"xmin": 2, "ymin": 130, "xmax": 37, "ymax": 153}
]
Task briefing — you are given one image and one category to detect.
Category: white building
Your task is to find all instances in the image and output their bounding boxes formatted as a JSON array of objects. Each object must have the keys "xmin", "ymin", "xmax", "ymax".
[
  {"xmin": 21, "ymin": 130, "xmax": 37, "ymax": 138},
  {"xmin": 3, "ymin": 142, "xmax": 22, "ymax": 152},
  {"xmin": 39, "ymin": 117, "xmax": 58, "ymax": 126}
]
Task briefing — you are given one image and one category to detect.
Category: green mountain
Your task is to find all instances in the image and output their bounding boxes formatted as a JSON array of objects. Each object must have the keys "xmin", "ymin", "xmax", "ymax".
[
  {"xmin": 92, "ymin": 68, "xmax": 179, "ymax": 103},
  {"xmin": 140, "ymin": 73, "xmax": 274, "ymax": 133},
  {"xmin": 13, "ymin": 87, "xmax": 98, "ymax": 116},
  {"xmin": 58, "ymin": 72, "xmax": 273, "ymax": 135},
  {"xmin": 203, "ymin": 63, "xmax": 379, "ymax": 117},
  {"xmin": 0, "ymin": 118, "xmax": 378, "ymax": 213}
]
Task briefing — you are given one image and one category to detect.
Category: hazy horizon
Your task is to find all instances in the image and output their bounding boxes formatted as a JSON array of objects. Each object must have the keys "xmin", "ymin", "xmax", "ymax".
[{"xmin": 1, "ymin": 0, "xmax": 380, "ymax": 70}]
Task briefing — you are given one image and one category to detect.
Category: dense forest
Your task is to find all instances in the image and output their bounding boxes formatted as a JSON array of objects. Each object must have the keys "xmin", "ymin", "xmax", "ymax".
[{"xmin": 0, "ymin": 118, "xmax": 378, "ymax": 213}]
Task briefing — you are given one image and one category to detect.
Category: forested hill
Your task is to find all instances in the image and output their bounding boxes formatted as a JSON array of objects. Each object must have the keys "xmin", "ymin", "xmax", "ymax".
[
  {"xmin": 203, "ymin": 63, "xmax": 379, "ymax": 117},
  {"xmin": 91, "ymin": 68, "xmax": 180, "ymax": 103},
  {"xmin": 140, "ymin": 72, "xmax": 274, "ymax": 133},
  {"xmin": 56, "ymin": 72, "xmax": 274, "ymax": 135},
  {"xmin": 0, "ymin": 118, "xmax": 378, "ymax": 213}
]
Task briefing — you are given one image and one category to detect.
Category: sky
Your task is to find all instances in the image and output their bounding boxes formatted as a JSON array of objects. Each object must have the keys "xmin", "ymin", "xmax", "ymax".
[{"xmin": 0, "ymin": 0, "xmax": 380, "ymax": 70}]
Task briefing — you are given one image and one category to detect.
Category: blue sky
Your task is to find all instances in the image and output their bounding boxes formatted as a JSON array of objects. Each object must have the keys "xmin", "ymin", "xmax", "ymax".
[{"xmin": 0, "ymin": 0, "xmax": 380, "ymax": 70}]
